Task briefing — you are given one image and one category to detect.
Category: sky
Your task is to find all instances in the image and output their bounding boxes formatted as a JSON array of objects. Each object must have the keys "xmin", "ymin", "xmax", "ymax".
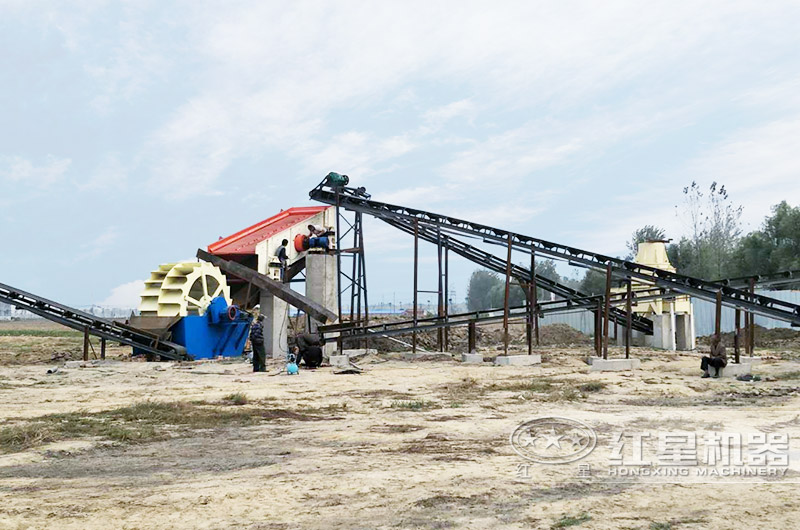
[{"xmin": 2, "ymin": 0, "xmax": 800, "ymax": 310}]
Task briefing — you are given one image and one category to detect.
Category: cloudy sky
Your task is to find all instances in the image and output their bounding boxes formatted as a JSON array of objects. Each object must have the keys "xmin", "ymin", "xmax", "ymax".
[{"xmin": 2, "ymin": 1, "xmax": 799, "ymax": 309}]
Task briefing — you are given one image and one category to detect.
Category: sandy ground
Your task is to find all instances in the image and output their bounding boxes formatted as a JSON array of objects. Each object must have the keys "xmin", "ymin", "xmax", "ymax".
[{"xmin": 1, "ymin": 339, "xmax": 800, "ymax": 529}]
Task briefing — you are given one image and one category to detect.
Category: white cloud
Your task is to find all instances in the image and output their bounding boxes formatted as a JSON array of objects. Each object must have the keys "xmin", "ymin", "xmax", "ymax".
[
  {"xmin": 79, "ymin": 226, "xmax": 119, "ymax": 260},
  {"xmin": 98, "ymin": 280, "xmax": 144, "ymax": 308},
  {"xmin": 682, "ymin": 116, "xmax": 800, "ymax": 229},
  {"xmin": 80, "ymin": 153, "xmax": 128, "ymax": 190},
  {"xmin": 0, "ymin": 155, "xmax": 71, "ymax": 187}
]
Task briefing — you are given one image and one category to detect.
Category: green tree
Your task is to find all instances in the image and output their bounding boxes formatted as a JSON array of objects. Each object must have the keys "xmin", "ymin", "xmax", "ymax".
[
  {"xmin": 579, "ymin": 269, "xmax": 607, "ymax": 295},
  {"xmin": 670, "ymin": 181, "xmax": 743, "ymax": 278},
  {"xmin": 465, "ymin": 258, "xmax": 561, "ymax": 311},
  {"xmin": 466, "ymin": 270, "xmax": 500, "ymax": 311},
  {"xmin": 625, "ymin": 225, "xmax": 667, "ymax": 260},
  {"xmin": 731, "ymin": 201, "xmax": 800, "ymax": 285}
]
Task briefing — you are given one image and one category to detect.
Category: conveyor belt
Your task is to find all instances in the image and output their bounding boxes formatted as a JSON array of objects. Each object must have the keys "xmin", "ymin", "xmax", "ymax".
[
  {"xmin": 310, "ymin": 178, "xmax": 800, "ymax": 326},
  {"xmin": 0, "ymin": 282, "xmax": 188, "ymax": 360},
  {"xmin": 382, "ymin": 217, "xmax": 653, "ymax": 333}
]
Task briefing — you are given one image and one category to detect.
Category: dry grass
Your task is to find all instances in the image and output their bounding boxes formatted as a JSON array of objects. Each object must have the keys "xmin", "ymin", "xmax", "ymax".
[
  {"xmin": 390, "ymin": 400, "xmax": 437, "ymax": 411},
  {"xmin": 0, "ymin": 400, "xmax": 322, "ymax": 454}
]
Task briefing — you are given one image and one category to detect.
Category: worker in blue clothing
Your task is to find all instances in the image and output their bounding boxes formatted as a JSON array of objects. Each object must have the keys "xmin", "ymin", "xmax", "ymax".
[{"xmin": 250, "ymin": 315, "xmax": 266, "ymax": 372}]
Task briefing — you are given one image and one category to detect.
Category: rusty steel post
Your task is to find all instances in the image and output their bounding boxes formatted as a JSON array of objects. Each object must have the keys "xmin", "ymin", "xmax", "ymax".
[
  {"xmin": 531, "ymin": 247, "xmax": 539, "ymax": 347},
  {"xmin": 714, "ymin": 289, "xmax": 722, "ymax": 337},
  {"xmin": 100, "ymin": 337, "xmax": 106, "ymax": 360},
  {"xmin": 335, "ymin": 190, "xmax": 343, "ymax": 354},
  {"xmin": 625, "ymin": 279, "xmax": 632, "ymax": 359},
  {"xmin": 444, "ymin": 244, "xmax": 449, "ymax": 352},
  {"xmin": 437, "ymin": 229, "xmax": 444, "ymax": 352},
  {"xmin": 358, "ymin": 212, "xmax": 369, "ymax": 349},
  {"xmin": 749, "ymin": 278, "xmax": 756, "ymax": 356},
  {"xmin": 83, "ymin": 327, "xmax": 89, "ymax": 362},
  {"xmin": 413, "ymin": 219, "xmax": 419, "ymax": 354},
  {"xmin": 468, "ymin": 321, "xmax": 476, "ymax": 354},
  {"xmin": 734, "ymin": 307, "xmax": 741, "ymax": 364},
  {"xmin": 602, "ymin": 264, "xmax": 612, "ymax": 359},
  {"xmin": 594, "ymin": 300, "xmax": 602, "ymax": 356},
  {"xmin": 526, "ymin": 273, "xmax": 533, "ymax": 356},
  {"xmin": 744, "ymin": 311, "xmax": 751, "ymax": 355},
  {"xmin": 503, "ymin": 234, "xmax": 512, "ymax": 356}
]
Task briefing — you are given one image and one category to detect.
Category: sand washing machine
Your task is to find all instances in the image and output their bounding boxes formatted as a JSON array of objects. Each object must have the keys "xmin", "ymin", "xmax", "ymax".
[{"xmin": 128, "ymin": 261, "xmax": 252, "ymax": 360}]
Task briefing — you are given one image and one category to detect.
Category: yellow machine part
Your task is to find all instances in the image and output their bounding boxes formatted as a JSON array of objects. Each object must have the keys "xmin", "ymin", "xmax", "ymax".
[
  {"xmin": 611, "ymin": 241, "xmax": 692, "ymax": 316},
  {"xmin": 139, "ymin": 262, "xmax": 231, "ymax": 317}
]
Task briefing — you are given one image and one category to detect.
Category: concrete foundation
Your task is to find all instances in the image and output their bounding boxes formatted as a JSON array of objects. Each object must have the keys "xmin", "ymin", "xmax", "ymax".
[
  {"xmin": 494, "ymin": 355, "xmax": 542, "ymax": 366},
  {"xmin": 588, "ymin": 357, "xmax": 641, "ymax": 371},
  {"xmin": 706, "ymin": 362, "xmax": 752, "ymax": 378},
  {"xmin": 328, "ymin": 354, "xmax": 351, "ymax": 368},
  {"xmin": 342, "ymin": 348, "xmax": 378, "ymax": 357},
  {"xmin": 305, "ymin": 253, "xmax": 339, "ymax": 358},
  {"xmin": 260, "ymin": 291, "xmax": 289, "ymax": 359},
  {"xmin": 650, "ymin": 312, "xmax": 695, "ymax": 351},
  {"xmin": 461, "ymin": 353, "xmax": 484, "ymax": 364}
]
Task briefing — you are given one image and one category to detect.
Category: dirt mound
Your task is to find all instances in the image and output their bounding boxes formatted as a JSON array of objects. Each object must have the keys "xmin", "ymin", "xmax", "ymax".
[
  {"xmin": 701, "ymin": 325, "xmax": 800, "ymax": 349},
  {"xmin": 343, "ymin": 318, "xmax": 591, "ymax": 353}
]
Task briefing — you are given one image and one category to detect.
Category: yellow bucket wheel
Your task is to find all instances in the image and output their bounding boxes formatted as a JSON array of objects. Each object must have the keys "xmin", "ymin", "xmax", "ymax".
[{"xmin": 139, "ymin": 262, "xmax": 231, "ymax": 317}]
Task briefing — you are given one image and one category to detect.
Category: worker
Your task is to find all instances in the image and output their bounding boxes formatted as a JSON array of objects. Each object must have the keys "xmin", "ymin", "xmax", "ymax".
[
  {"xmin": 275, "ymin": 239, "xmax": 289, "ymax": 282},
  {"xmin": 308, "ymin": 224, "xmax": 333, "ymax": 238},
  {"xmin": 294, "ymin": 332, "xmax": 323, "ymax": 368},
  {"xmin": 250, "ymin": 315, "xmax": 266, "ymax": 372},
  {"xmin": 700, "ymin": 333, "xmax": 727, "ymax": 378}
]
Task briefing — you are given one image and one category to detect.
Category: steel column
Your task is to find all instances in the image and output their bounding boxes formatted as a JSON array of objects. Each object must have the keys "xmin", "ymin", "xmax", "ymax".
[
  {"xmin": 602, "ymin": 265, "xmax": 612, "ymax": 359},
  {"xmin": 468, "ymin": 321, "xmax": 476, "ymax": 353},
  {"xmin": 437, "ymin": 228, "xmax": 444, "ymax": 352},
  {"xmin": 625, "ymin": 279, "xmax": 632, "ymax": 359},
  {"xmin": 444, "ymin": 243, "xmax": 449, "ymax": 352},
  {"xmin": 749, "ymin": 278, "xmax": 755, "ymax": 356},
  {"xmin": 413, "ymin": 219, "xmax": 419, "ymax": 354},
  {"xmin": 503, "ymin": 233, "xmax": 512, "ymax": 356},
  {"xmin": 83, "ymin": 327, "xmax": 89, "ymax": 362}
]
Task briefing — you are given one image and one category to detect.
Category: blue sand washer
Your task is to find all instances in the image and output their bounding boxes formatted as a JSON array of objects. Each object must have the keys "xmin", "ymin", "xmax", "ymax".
[{"xmin": 170, "ymin": 297, "xmax": 252, "ymax": 360}]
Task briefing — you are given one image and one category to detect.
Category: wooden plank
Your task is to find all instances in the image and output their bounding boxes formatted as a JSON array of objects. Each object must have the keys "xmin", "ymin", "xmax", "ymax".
[{"xmin": 197, "ymin": 249, "xmax": 338, "ymax": 324}]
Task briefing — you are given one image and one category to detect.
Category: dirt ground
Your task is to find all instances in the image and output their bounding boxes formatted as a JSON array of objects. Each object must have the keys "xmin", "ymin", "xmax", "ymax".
[{"xmin": 1, "ymin": 321, "xmax": 800, "ymax": 529}]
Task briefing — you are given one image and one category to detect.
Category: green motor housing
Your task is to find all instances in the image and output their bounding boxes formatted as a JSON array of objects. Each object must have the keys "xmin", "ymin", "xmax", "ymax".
[{"xmin": 326, "ymin": 172, "xmax": 349, "ymax": 187}]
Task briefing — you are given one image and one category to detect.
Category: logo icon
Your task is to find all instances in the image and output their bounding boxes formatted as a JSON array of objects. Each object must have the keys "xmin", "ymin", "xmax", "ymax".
[{"xmin": 510, "ymin": 417, "xmax": 597, "ymax": 464}]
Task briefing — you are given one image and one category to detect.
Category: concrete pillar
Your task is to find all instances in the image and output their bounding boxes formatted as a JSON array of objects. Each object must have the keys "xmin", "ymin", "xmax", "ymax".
[
  {"xmin": 260, "ymin": 291, "xmax": 289, "ymax": 359},
  {"xmin": 651, "ymin": 313, "xmax": 678, "ymax": 351},
  {"xmin": 668, "ymin": 304, "xmax": 677, "ymax": 351},
  {"xmin": 305, "ymin": 253, "xmax": 338, "ymax": 358},
  {"xmin": 675, "ymin": 313, "xmax": 694, "ymax": 351}
]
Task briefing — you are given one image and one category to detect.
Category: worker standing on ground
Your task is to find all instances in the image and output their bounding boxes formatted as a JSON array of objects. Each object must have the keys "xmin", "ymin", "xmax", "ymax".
[
  {"xmin": 700, "ymin": 333, "xmax": 727, "ymax": 378},
  {"xmin": 294, "ymin": 332, "xmax": 323, "ymax": 368},
  {"xmin": 250, "ymin": 315, "xmax": 266, "ymax": 372},
  {"xmin": 275, "ymin": 239, "xmax": 289, "ymax": 282}
]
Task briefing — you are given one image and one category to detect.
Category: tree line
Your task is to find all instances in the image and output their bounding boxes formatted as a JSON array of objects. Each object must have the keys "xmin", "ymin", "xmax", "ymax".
[{"xmin": 466, "ymin": 182, "xmax": 799, "ymax": 310}]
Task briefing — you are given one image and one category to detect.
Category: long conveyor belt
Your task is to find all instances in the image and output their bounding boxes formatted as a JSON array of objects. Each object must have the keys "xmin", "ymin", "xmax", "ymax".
[
  {"xmin": 309, "ymin": 177, "xmax": 800, "ymax": 326},
  {"xmin": 383, "ymin": 216, "xmax": 654, "ymax": 334},
  {"xmin": 0, "ymin": 282, "xmax": 188, "ymax": 360}
]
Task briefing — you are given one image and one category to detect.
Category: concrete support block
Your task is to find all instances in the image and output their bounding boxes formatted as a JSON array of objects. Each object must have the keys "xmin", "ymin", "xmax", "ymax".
[
  {"xmin": 342, "ymin": 348, "xmax": 378, "ymax": 357},
  {"xmin": 675, "ymin": 313, "xmax": 695, "ymax": 351},
  {"xmin": 588, "ymin": 357, "xmax": 641, "ymax": 371},
  {"xmin": 708, "ymin": 362, "xmax": 752, "ymax": 378},
  {"xmin": 652, "ymin": 314, "xmax": 677, "ymax": 351},
  {"xmin": 461, "ymin": 353, "xmax": 484, "ymax": 364},
  {"xmin": 305, "ymin": 253, "xmax": 339, "ymax": 358},
  {"xmin": 494, "ymin": 354, "xmax": 542, "ymax": 366},
  {"xmin": 260, "ymin": 291, "xmax": 289, "ymax": 359},
  {"xmin": 328, "ymin": 355, "xmax": 351, "ymax": 368}
]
